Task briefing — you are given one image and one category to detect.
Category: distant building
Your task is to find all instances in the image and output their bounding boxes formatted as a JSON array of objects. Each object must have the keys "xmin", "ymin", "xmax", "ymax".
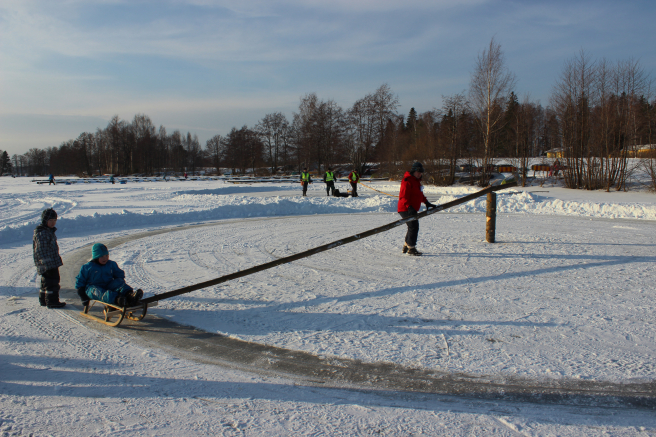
[
  {"xmin": 545, "ymin": 148, "xmax": 564, "ymax": 158},
  {"xmin": 627, "ymin": 144, "xmax": 656, "ymax": 158}
]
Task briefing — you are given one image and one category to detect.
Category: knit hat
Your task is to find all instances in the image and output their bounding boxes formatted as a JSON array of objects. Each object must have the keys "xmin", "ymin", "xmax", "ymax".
[
  {"xmin": 410, "ymin": 162, "xmax": 424, "ymax": 173},
  {"xmin": 91, "ymin": 243, "xmax": 109, "ymax": 260},
  {"xmin": 41, "ymin": 208, "xmax": 57, "ymax": 224}
]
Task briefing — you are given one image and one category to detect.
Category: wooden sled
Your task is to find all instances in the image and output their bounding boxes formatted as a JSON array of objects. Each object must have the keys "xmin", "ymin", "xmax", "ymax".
[{"xmin": 81, "ymin": 300, "xmax": 157, "ymax": 327}]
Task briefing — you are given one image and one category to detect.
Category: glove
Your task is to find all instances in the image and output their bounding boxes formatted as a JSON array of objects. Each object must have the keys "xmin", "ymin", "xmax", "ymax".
[{"xmin": 425, "ymin": 202, "xmax": 436, "ymax": 210}]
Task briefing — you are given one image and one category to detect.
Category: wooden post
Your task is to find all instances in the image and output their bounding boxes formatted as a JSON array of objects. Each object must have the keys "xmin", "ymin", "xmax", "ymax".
[{"xmin": 486, "ymin": 192, "xmax": 496, "ymax": 243}]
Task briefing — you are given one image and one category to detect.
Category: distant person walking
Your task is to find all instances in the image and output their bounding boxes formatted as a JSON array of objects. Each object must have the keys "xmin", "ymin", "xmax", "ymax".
[
  {"xmin": 549, "ymin": 159, "xmax": 561, "ymax": 177},
  {"xmin": 184, "ymin": 172, "xmax": 188, "ymax": 179},
  {"xmin": 109, "ymin": 175, "xmax": 115, "ymax": 184},
  {"xmin": 323, "ymin": 167, "xmax": 336, "ymax": 197},
  {"xmin": 48, "ymin": 174, "xmax": 56, "ymax": 185},
  {"xmin": 397, "ymin": 162, "xmax": 436, "ymax": 256},
  {"xmin": 348, "ymin": 168, "xmax": 360, "ymax": 197},
  {"xmin": 300, "ymin": 168, "xmax": 312, "ymax": 196},
  {"xmin": 33, "ymin": 208, "xmax": 66, "ymax": 308}
]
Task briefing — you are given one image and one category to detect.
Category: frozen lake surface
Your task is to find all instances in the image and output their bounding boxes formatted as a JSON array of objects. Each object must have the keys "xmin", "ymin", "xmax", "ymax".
[{"xmin": 2, "ymin": 176, "xmax": 655, "ymax": 435}]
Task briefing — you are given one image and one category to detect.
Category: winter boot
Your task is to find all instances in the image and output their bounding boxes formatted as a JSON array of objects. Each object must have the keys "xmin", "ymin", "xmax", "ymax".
[
  {"xmin": 128, "ymin": 289, "xmax": 143, "ymax": 306},
  {"xmin": 402, "ymin": 244, "xmax": 409, "ymax": 254},
  {"xmin": 115, "ymin": 295, "xmax": 128, "ymax": 307},
  {"xmin": 39, "ymin": 292, "xmax": 47, "ymax": 307},
  {"xmin": 407, "ymin": 247, "xmax": 422, "ymax": 256},
  {"xmin": 46, "ymin": 291, "xmax": 66, "ymax": 309},
  {"xmin": 76, "ymin": 288, "xmax": 90, "ymax": 307}
]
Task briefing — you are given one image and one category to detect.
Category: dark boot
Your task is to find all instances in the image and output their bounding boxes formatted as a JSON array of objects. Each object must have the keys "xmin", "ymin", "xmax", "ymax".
[
  {"xmin": 128, "ymin": 289, "xmax": 143, "ymax": 306},
  {"xmin": 115, "ymin": 295, "xmax": 128, "ymax": 307},
  {"xmin": 407, "ymin": 247, "xmax": 422, "ymax": 256},
  {"xmin": 46, "ymin": 291, "xmax": 66, "ymax": 309},
  {"xmin": 76, "ymin": 287, "xmax": 90, "ymax": 307},
  {"xmin": 402, "ymin": 244, "xmax": 409, "ymax": 254},
  {"xmin": 39, "ymin": 292, "xmax": 47, "ymax": 307}
]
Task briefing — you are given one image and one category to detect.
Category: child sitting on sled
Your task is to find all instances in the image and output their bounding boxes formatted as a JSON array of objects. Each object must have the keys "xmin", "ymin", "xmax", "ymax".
[{"xmin": 75, "ymin": 243, "xmax": 143, "ymax": 307}]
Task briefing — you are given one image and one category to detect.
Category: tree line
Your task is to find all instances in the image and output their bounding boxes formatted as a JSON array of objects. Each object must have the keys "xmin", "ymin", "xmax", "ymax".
[{"xmin": 4, "ymin": 39, "xmax": 655, "ymax": 190}]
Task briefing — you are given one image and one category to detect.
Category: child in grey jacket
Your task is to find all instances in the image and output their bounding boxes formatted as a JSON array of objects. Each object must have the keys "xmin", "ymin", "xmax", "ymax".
[{"xmin": 33, "ymin": 208, "xmax": 65, "ymax": 308}]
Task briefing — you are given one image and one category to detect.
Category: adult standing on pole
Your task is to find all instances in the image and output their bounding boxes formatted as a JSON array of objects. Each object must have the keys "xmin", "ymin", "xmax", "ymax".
[
  {"xmin": 348, "ymin": 168, "xmax": 360, "ymax": 197},
  {"xmin": 323, "ymin": 167, "xmax": 336, "ymax": 197},
  {"xmin": 398, "ymin": 162, "xmax": 436, "ymax": 256},
  {"xmin": 300, "ymin": 168, "xmax": 311, "ymax": 196}
]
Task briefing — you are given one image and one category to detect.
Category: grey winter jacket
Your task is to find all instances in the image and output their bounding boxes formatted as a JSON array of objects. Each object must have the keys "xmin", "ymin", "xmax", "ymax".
[{"xmin": 33, "ymin": 224, "xmax": 63, "ymax": 274}]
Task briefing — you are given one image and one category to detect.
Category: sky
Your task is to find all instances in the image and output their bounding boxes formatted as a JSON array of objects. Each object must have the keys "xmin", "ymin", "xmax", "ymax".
[{"xmin": 0, "ymin": 0, "xmax": 655, "ymax": 156}]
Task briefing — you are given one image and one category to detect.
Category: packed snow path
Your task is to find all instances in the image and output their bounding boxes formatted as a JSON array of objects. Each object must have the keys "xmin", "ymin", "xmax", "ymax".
[{"xmin": 59, "ymin": 212, "xmax": 656, "ymax": 384}]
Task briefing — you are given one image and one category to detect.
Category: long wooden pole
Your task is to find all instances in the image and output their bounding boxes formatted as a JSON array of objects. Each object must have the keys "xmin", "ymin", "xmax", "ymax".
[{"xmin": 142, "ymin": 182, "xmax": 517, "ymax": 304}]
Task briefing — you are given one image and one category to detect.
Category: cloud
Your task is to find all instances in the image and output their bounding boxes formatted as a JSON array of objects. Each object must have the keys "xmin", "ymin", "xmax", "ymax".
[
  {"xmin": 0, "ymin": 0, "xmax": 485, "ymax": 64},
  {"xmin": 1, "ymin": 0, "xmax": 655, "ymax": 155}
]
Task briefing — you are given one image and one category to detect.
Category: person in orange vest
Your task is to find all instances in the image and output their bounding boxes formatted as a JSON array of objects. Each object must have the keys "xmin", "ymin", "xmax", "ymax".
[
  {"xmin": 300, "ymin": 168, "xmax": 312, "ymax": 196},
  {"xmin": 397, "ymin": 162, "xmax": 436, "ymax": 256},
  {"xmin": 348, "ymin": 168, "xmax": 360, "ymax": 197},
  {"xmin": 323, "ymin": 167, "xmax": 336, "ymax": 196}
]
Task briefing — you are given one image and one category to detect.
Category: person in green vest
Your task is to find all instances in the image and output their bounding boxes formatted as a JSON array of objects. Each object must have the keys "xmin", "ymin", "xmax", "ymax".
[
  {"xmin": 348, "ymin": 168, "xmax": 359, "ymax": 197},
  {"xmin": 299, "ymin": 167, "xmax": 312, "ymax": 196},
  {"xmin": 323, "ymin": 167, "xmax": 336, "ymax": 196}
]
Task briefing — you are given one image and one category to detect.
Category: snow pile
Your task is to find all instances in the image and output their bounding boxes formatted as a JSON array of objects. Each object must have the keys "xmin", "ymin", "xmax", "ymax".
[
  {"xmin": 438, "ymin": 191, "xmax": 656, "ymax": 220},
  {"xmin": 4, "ymin": 181, "xmax": 656, "ymax": 245},
  {"xmin": 0, "ymin": 194, "xmax": 397, "ymax": 244}
]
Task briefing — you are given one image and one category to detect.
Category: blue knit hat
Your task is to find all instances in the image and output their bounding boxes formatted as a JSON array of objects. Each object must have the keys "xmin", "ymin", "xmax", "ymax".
[{"xmin": 91, "ymin": 243, "xmax": 109, "ymax": 260}]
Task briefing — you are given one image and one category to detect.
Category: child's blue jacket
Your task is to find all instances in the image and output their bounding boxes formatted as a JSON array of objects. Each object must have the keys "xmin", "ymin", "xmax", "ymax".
[{"xmin": 75, "ymin": 260, "xmax": 126, "ymax": 290}]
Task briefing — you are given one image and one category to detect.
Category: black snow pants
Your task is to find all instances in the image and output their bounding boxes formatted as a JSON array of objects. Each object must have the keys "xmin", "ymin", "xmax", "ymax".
[
  {"xmin": 40, "ymin": 268, "xmax": 62, "ymax": 305},
  {"xmin": 350, "ymin": 182, "xmax": 358, "ymax": 197},
  {"xmin": 325, "ymin": 181, "xmax": 335, "ymax": 196},
  {"xmin": 399, "ymin": 208, "xmax": 419, "ymax": 248}
]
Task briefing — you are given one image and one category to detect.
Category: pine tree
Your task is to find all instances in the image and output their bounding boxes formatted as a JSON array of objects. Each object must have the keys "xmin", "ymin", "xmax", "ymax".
[{"xmin": 0, "ymin": 151, "xmax": 12, "ymax": 175}]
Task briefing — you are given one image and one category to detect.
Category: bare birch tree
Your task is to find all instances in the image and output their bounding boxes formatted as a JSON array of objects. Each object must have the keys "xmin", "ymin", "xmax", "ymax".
[
  {"xmin": 205, "ymin": 134, "xmax": 223, "ymax": 174},
  {"xmin": 550, "ymin": 50, "xmax": 598, "ymax": 189},
  {"xmin": 469, "ymin": 37, "xmax": 516, "ymax": 185},
  {"xmin": 256, "ymin": 112, "xmax": 290, "ymax": 174}
]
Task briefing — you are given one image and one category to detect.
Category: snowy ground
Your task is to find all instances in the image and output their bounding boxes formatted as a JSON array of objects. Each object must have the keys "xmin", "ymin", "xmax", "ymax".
[{"xmin": 2, "ymin": 175, "xmax": 656, "ymax": 435}]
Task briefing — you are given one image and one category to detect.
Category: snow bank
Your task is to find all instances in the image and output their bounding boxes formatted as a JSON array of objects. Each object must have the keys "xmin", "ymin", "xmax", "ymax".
[
  {"xmin": 0, "ymin": 195, "xmax": 397, "ymax": 244},
  {"xmin": 442, "ymin": 191, "xmax": 656, "ymax": 219},
  {"xmin": 3, "ymin": 183, "xmax": 656, "ymax": 246}
]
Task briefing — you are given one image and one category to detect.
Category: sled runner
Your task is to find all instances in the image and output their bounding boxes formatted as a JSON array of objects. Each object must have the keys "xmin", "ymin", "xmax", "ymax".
[{"xmin": 80, "ymin": 299, "xmax": 156, "ymax": 327}]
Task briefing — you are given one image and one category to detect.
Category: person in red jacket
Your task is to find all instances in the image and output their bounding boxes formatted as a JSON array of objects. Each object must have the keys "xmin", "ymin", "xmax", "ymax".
[{"xmin": 398, "ymin": 162, "xmax": 436, "ymax": 256}]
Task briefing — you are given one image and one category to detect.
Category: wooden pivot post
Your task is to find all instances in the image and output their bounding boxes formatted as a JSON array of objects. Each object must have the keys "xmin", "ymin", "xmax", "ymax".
[{"xmin": 486, "ymin": 192, "xmax": 497, "ymax": 243}]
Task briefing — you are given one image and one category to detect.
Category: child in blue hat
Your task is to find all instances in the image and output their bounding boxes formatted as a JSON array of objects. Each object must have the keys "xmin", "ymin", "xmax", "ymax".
[{"xmin": 75, "ymin": 243, "xmax": 143, "ymax": 307}]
